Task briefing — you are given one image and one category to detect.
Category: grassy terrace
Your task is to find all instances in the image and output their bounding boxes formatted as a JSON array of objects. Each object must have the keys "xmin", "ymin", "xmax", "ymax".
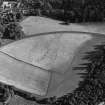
[{"xmin": 0, "ymin": 16, "xmax": 104, "ymax": 105}]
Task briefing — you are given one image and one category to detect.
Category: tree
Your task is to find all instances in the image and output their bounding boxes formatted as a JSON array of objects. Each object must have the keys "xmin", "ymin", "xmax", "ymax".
[{"xmin": 3, "ymin": 22, "xmax": 25, "ymax": 40}]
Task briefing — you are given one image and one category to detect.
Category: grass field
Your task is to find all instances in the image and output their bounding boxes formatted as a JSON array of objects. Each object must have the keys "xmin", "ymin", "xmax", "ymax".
[
  {"xmin": 20, "ymin": 16, "xmax": 105, "ymax": 36},
  {"xmin": 0, "ymin": 16, "xmax": 105, "ymax": 105}
]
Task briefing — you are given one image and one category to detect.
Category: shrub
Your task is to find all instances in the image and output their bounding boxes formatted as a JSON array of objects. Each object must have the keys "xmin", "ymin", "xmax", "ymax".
[
  {"xmin": 16, "ymin": 12, "xmax": 23, "ymax": 21},
  {"xmin": 3, "ymin": 22, "xmax": 25, "ymax": 40},
  {"xmin": 40, "ymin": 0, "xmax": 105, "ymax": 22}
]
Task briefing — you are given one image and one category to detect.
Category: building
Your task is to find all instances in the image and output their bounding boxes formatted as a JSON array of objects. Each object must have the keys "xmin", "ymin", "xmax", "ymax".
[{"xmin": 1, "ymin": 1, "xmax": 17, "ymax": 10}]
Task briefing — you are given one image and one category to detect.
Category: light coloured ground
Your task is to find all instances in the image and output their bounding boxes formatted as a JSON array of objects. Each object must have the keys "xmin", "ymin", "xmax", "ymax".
[
  {"xmin": 0, "ymin": 17, "xmax": 105, "ymax": 105},
  {"xmin": 0, "ymin": 33, "xmax": 92, "ymax": 98},
  {"xmin": 20, "ymin": 16, "xmax": 105, "ymax": 36}
]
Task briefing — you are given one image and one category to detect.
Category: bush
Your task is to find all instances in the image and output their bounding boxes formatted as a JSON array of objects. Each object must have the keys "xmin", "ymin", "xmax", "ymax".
[
  {"xmin": 3, "ymin": 23, "xmax": 25, "ymax": 40},
  {"xmin": 40, "ymin": 0, "xmax": 105, "ymax": 22},
  {"xmin": 16, "ymin": 12, "xmax": 23, "ymax": 21}
]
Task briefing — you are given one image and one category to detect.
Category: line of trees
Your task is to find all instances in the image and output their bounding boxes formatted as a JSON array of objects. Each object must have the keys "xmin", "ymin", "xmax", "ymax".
[
  {"xmin": 0, "ymin": 12, "xmax": 24, "ymax": 42},
  {"xmin": 19, "ymin": 0, "xmax": 105, "ymax": 22}
]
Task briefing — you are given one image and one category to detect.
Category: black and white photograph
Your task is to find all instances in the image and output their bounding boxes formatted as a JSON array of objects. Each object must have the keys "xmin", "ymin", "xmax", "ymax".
[{"xmin": 0, "ymin": 0, "xmax": 105, "ymax": 105}]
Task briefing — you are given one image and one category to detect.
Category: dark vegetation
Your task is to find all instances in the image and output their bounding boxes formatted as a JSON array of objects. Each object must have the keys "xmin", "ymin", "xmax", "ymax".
[
  {"xmin": 3, "ymin": 22, "xmax": 24, "ymax": 40},
  {"xmin": 1, "ymin": 0, "xmax": 105, "ymax": 23},
  {"xmin": 20, "ymin": 0, "xmax": 105, "ymax": 23},
  {"xmin": 0, "ymin": 12, "xmax": 25, "ymax": 45}
]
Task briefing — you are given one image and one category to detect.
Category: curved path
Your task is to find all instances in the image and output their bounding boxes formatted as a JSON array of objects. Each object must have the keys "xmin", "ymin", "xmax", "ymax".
[{"xmin": 25, "ymin": 30, "xmax": 105, "ymax": 39}]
